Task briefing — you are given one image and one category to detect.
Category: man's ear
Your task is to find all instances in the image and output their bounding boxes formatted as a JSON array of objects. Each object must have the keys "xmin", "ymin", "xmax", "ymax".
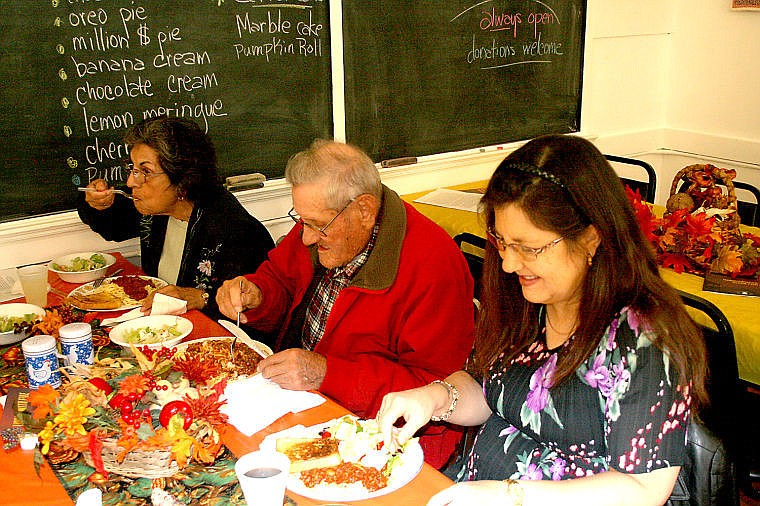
[{"xmin": 354, "ymin": 193, "xmax": 380, "ymax": 227}]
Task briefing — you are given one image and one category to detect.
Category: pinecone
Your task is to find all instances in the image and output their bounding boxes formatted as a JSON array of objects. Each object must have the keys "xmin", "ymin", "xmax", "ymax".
[{"xmin": 56, "ymin": 304, "xmax": 79, "ymax": 324}]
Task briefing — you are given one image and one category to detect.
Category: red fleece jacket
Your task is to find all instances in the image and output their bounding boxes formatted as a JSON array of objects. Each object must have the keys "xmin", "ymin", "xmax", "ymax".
[{"xmin": 244, "ymin": 187, "xmax": 475, "ymax": 468}]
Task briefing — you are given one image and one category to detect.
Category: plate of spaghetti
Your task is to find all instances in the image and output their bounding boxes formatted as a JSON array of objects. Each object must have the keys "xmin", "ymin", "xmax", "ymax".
[
  {"xmin": 66, "ymin": 275, "xmax": 167, "ymax": 311},
  {"xmin": 175, "ymin": 336, "xmax": 272, "ymax": 379}
]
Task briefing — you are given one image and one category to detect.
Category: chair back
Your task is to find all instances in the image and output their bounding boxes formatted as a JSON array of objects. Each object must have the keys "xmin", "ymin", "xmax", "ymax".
[
  {"xmin": 667, "ymin": 290, "xmax": 740, "ymax": 505},
  {"xmin": 733, "ymin": 180, "xmax": 760, "ymax": 227},
  {"xmin": 605, "ymin": 154, "xmax": 658, "ymax": 203},
  {"xmin": 453, "ymin": 232, "xmax": 486, "ymax": 302}
]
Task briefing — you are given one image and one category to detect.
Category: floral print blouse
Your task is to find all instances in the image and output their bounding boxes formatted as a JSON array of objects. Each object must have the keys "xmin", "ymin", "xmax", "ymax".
[{"xmin": 452, "ymin": 306, "xmax": 692, "ymax": 482}]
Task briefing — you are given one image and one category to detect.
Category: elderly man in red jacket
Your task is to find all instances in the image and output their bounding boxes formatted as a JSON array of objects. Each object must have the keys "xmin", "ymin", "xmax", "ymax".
[{"xmin": 217, "ymin": 139, "xmax": 475, "ymax": 468}]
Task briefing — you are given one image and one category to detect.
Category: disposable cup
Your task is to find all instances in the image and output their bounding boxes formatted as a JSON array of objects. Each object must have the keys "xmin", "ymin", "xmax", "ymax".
[
  {"xmin": 17, "ymin": 265, "xmax": 48, "ymax": 308},
  {"xmin": 234, "ymin": 450, "xmax": 290, "ymax": 506}
]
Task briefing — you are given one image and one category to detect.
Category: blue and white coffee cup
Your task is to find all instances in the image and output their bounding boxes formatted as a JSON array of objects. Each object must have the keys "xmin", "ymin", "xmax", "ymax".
[{"xmin": 22, "ymin": 335, "xmax": 62, "ymax": 389}]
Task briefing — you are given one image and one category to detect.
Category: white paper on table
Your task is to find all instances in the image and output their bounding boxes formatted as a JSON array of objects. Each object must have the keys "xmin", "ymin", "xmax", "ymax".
[
  {"xmin": 413, "ymin": 188, "xmax": 482, "ymax": 213},
  {"xmin": 100, "ymin": 293, "xmax": 187, "ymax": 326},
  {"xmin": 221, "ymin": 375, "xmax": 325, "ymax": 437}
]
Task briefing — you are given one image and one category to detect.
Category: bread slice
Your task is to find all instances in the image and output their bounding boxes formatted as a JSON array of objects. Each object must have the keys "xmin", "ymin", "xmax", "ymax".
[{"xmin": 276, "ymin": 437, "xmax": 341, "ymax": 473}]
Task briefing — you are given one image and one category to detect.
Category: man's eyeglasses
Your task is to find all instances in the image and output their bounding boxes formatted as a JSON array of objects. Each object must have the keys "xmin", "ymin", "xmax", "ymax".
[
  {"xmin": 288, "ymin": 198, "xmax": 356, "ymax": 238},
  {"xmin": 486, "ymin": 228, "xmax": 564, "ymax": 261},
  {"xmin": 123, "ymin": 162, "xmax": 165, "ymax": 185}
]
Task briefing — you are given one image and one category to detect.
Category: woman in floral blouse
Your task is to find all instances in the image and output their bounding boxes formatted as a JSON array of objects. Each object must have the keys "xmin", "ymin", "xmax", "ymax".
[
  {"xmin": 78, "ymin": 116, "xmax": 274, "ymax": 318},
  {"xmin": 378, "ymin": 135, "xmax": 708, "ymax": 505}
]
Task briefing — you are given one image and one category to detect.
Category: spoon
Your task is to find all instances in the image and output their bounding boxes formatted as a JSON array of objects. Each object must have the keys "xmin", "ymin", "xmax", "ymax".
[{"xmin": 78, "ymin": 187, "xmax": 134, "ymax": 200}]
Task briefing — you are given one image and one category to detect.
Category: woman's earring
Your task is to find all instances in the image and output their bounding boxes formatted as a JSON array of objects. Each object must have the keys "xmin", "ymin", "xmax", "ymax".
[{"xmin": 587, "ymin": 253, "xmax": 593, "ymax": 266}]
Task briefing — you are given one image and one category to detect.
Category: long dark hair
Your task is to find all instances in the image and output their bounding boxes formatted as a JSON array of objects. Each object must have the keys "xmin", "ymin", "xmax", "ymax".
[
  {"xmin": 473, "ymin": 134, "xmax": 708, "ymax": 408},
  {"xmin": 124, "ymin": 116, "xmax": 221, "ymax": 202}
]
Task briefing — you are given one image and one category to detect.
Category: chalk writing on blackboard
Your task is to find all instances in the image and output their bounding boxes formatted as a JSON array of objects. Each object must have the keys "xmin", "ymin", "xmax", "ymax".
[
  {"xmin": 343, "ymin": 0, "xmax": 585, "ymax": 164},
  {"xmin": 0, "ymin": 0, "xmax": 331, "ymax": 221}
]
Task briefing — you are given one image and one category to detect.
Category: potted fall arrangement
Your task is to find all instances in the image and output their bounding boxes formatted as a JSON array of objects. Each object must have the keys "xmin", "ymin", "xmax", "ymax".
[{"xmin": 626, "ymin": 164, "xmax": 759, "ymax": 278}]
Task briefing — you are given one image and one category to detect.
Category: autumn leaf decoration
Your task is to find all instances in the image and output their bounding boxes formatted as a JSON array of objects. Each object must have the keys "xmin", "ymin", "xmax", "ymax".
[
  {"xmin": 23, "ymin": 347, "xmax": 237, "ymax": 479},
  {"xmin": 624, "ymin": 184, "xmax": 760, "ymax": 277}
]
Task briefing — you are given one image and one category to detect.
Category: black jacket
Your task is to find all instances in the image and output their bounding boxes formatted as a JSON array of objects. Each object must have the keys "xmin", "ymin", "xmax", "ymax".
[{"xmin": 77, "ymin": 185, "xmax": 274, "ymax": 318}]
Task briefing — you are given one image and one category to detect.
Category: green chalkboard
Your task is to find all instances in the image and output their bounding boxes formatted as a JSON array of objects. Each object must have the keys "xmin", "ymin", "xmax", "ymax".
[
  {"xmin": 0, "ymin": 0, "xmax": 332, "ymax": 222},
  {"xmin": 342, "ymin": 0, "xmax": 585, "ymax": 162}
]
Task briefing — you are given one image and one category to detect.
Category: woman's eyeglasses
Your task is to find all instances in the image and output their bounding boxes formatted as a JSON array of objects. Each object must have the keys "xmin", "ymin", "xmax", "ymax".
[
  {"xmin": 288, "ymin": 198, "xmax": 356, "ymax": 238},
  {"xmin": 123, "ymin": 162, "xmax": 165, "ymax": 185},
  {"xmin": 486, "ymin": 228, "xmax": 564, "ymax": 261}
]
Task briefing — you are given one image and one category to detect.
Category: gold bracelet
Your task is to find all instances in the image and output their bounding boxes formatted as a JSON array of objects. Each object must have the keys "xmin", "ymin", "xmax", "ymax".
[
  {"xmin": 503, "ymin": 479, "xmax": 524, "ymax": 506},
  {"xmin": 430, "ymin": 380, "xmax": 458, "ymax": 422}
]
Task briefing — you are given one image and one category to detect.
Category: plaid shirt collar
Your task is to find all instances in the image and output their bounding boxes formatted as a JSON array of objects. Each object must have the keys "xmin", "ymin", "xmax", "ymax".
[{"xmin": 302, "ymin": 209, "xmax": 382, "ymax": 350}]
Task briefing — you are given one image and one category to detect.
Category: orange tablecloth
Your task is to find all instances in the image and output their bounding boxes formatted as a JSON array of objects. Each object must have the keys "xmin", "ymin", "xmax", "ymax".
[{"xmin": 1, "ymin": 254, "xmax": 452, "ymax": 505}]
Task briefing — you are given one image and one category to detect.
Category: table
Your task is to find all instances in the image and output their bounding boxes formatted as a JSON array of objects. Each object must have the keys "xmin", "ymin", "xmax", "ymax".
[
  {"xmin": 403, "ymin": 182, "xmax": 760, "ymax": 387},
  {"xmin": 0, "ymin": 254, "xmax": 453, "ymax": 505}
]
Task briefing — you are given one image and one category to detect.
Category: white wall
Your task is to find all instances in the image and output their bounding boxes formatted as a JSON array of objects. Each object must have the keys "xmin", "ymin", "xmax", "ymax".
[{"xmin": 2, "ymin": 0, "xmax": 759, "ymax": 269}]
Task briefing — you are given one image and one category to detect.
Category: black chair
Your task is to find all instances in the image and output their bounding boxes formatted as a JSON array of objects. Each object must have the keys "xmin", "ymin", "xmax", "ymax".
[
  {"xmin": 453, "ymin": 232, "xmax": 486, "ymax": 302},
  {"xmin": 733, "ymin": 181, "xmax": 760, "ymax": 227},
  {"xmin": 605, "ymin": 154, "xmax": 658, "ymax": 203},
  {"xmin": 669, "ymin": 290, "xmax": 741, "ymax": 505}
]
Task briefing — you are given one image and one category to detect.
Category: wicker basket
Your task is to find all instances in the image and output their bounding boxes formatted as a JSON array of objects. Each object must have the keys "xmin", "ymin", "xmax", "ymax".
[
  {"xmin": 84, "ymin": 438, "xmax": 179, "ymax": 479},
  {"xmin": 667, "ymin": 163, "xmax": 741, "ymax": 232}
]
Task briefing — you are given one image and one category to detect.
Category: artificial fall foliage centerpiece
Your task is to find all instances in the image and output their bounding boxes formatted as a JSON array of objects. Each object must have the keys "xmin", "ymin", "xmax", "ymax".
[
  {"xmin": 21, "ymin": 345, "xmax": 230, "ymax": 481},
  {"xmin": 625, "ymin": 165, "xmax": 760, "ymax": 278}
]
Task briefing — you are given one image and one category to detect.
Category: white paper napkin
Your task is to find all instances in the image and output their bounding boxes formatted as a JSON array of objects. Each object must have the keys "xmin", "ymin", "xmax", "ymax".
[
  {"xmin": 221, "ymin": 375, "xmax": 325, "ymax": 436},
  {"xmin": 100, "ymin": 293, "xmax": 187, "ymax": 326}
]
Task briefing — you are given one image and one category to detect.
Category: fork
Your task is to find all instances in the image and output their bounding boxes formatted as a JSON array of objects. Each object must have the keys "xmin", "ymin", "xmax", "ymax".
[
  {"xmin": 91, "ymin": 267, "xmax": 123, "ymax": 289},
  {"xmin": 230, "ymin": 279, "xmax": 243, "ymax": 363},
  {"xmin": 78, "ymin": 187, "xmax": 134, "ymax": 200}
]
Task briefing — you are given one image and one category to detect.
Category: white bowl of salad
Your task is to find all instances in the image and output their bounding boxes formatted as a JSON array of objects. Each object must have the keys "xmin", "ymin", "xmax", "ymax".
[
  {"xmin": 0, "ymin": 303, "xmax": 46, "ymax": 345},
  {"xmin": 109, "ymin": 315, "xmax": 193, "ymax": 352},
  {"xmin": 49, "ymin": 252, "xmax": 116, "ymax": 283}
]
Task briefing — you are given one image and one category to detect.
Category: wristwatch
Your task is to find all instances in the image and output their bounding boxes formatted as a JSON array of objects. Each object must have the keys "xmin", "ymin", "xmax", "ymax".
[{"xmin": 200, "ymin": 291, "xmax": 210, "ymax": 307}]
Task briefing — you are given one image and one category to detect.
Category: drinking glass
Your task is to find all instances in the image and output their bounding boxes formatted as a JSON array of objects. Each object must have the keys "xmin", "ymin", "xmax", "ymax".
[{"xmin": 17, "ymin": 264, "xmax": 48, "ymax": 307}]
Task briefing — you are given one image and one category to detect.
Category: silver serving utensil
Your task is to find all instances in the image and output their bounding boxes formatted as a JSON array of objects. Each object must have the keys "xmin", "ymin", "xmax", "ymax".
[{"xmin": 78, "ymin": 187, "xmax": 134, "ymax": 200}]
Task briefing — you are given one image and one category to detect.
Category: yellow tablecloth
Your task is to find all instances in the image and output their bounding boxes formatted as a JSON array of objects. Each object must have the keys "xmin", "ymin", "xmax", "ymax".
[{"xmin": 403, "ymin": 182, "xmax": 760, "ymax": 386}]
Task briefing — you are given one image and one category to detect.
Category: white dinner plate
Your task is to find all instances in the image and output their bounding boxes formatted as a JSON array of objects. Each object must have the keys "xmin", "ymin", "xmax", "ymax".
[
  {"xmin": 67, "ymin": 275, "xmax": 167, "ymax": 312},
  {"xmin": 259, "ymin": 417, "xmax": 424, "ymax": 502},
  {"xmin": 176, "ymin": 335, "xmax": 273, "ymax": 360}
]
